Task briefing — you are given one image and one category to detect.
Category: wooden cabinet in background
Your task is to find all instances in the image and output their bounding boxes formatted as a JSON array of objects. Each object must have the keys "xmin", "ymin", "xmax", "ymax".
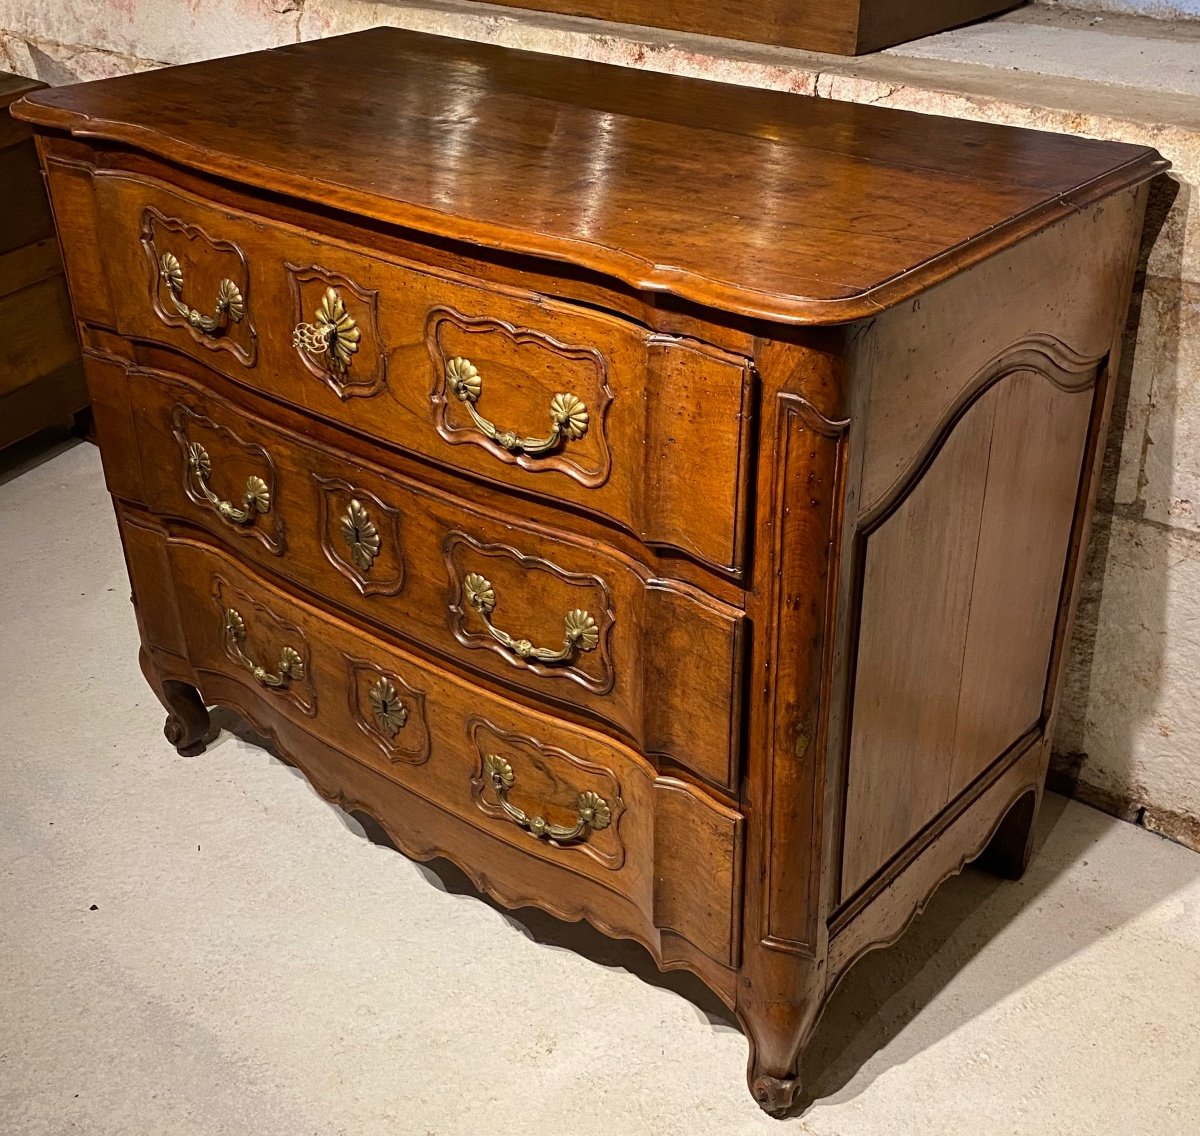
[
  {"xmin": 0, "ymin": 72, "xmax": 86, "ymax": 451},
  {"xmin": 470, "ymin": 0, "xmax": 1024, "ymax": 54},
  {"xmin": 14, "ymin": 29, "xmax": 1165, "ymax": 1115}
]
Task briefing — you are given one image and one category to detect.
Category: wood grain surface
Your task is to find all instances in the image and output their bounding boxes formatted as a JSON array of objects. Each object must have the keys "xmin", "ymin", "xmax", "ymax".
[
  {"xmin": 13, "ymin": 28, "xmax": 1165, "ymax": 323},
  {"xmin": 0, "ymin": 68, "xmax": 86, "ymax": 448},
  {"xmin": 96, "ymin": 358, "xmax": 746, "ymax": 790},
  {"xmin": 472, "ymin": 0, "xmax": 1023, "ymax": 55},
  {"xmin": 87, "ymin": 164, "xmax": 755, "ymax": 575},
  {"xmin": 22, "ymin": 30, "xmax": 1163, "ymax": 1115}
]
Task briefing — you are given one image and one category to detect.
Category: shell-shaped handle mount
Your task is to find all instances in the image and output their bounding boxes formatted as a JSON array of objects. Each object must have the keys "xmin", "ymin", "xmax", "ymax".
[
  {"xmin": 447, "ymin": 356, "xmax": 588, "ymax": 456},
  {"xmin": 158, "ymin": 251, "xmax": 244, "ymax": 334},
  {"xmin": 187, "ymin": 441, "xmax": 270, "ymax": 525},
  {"xmin": 224, "ymin": 608, "xmax": 303, "ymax": 689},
  {"xmin": 483, "ymin": 754, "xmax": 611, "ymax": 844},
  {"xmin": 368, "ymin": 675, "xmax": 408, "ymax": 737},
  {"xmin": 462, "ymin": 572, "xmax": 598, "ymax": 664}
]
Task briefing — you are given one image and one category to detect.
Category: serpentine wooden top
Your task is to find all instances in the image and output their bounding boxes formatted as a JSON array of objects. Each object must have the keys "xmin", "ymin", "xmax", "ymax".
[{"xmin": 13, "ymin": 27, "xmax": 1167, "ymax": 325}]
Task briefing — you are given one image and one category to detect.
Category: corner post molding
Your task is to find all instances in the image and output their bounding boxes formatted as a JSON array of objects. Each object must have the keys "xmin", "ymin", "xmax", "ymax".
[{"xmin": 734, "ymin": 337, "xmax": 850, "ymax": 1111}]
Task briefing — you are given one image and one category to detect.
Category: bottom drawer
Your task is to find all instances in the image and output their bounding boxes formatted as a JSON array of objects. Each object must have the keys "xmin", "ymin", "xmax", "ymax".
[{"xmin": 125, "ymin": 513, "xmax": 744, "ymax": 972}]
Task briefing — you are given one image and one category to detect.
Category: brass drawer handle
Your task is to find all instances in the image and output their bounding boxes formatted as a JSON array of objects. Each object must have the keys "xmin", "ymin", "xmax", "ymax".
[
  {"xmin": 447, "ymin": 357, "xmax": 588, "ymax": 456},
  {"xmin": 293, "ymin": 286, "xmax": 361, "ymax": 373},
  {"xmin": 462, "ymin": 572, "xmax": 598, "ymax": 664},
  {"xmin": 187, "ymin": 441, "xmax": 271, "ymax": 524},
  {"xmin": 224, "ymin": 608, "xmax": 303, "ymax": 688},
  {"xmin": 484, "ymin": 754, "xmax": 611, "ymax": 843},
  {"xmin": 158, "ymin": 252, "xmax": 244, "ymax": 333}
]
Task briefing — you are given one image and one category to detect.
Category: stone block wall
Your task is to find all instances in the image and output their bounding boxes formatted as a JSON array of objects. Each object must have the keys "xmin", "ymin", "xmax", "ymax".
[
  {"xmin": 1043, "ymin": 0, "xmax": 1200, "ymax": 16},
  {"xmin": 4, "ymin": 0, "xmax": 1198, "ymax": 850}
]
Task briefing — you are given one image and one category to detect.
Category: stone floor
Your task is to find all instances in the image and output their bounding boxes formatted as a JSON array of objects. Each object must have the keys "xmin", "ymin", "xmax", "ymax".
[{"xmin": 2, "ymin": 439, "xmax": 1199, "ymax": 1134}]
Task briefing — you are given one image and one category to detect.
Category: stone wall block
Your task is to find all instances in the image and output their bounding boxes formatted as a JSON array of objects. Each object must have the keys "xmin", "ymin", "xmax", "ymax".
[
  {"xmin": 1037, "ymin": 0, "xmax": 1200, "ymax": 18},
  {"xmin": 0, "ymin": 0, "xmax": 300, "ymax": 69},
  {"xmin": 0, "ymin": 32, "xmax": 162, "ymax": 83},
  {"xmin": 1112, "ymin": 276, "xmax": 1167, "ymax": 509},
  {"xmin": 1141, "ymin": 279, "xmax": 1200, "ymax": 531},
  {"xmin": 1066, "ymin": 514, "xmax": 1200, "ymax": 825}
]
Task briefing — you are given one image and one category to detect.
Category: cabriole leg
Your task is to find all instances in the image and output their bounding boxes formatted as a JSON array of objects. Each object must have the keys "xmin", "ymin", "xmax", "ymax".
[
  {"xmin": 739, "ymin": 956, "xmax": 822, "ymax": 1117},
  {"xmin": 139, "ymin": 647, "xmax": 210, "ymax": 757}
]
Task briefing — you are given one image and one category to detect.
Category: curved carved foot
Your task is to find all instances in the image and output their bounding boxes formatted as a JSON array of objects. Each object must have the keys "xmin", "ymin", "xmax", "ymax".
[
  {"xmin": 739, "ymin": 958, "xmax": 821, "ymax": 1118},
  {"xmin": 162, "ymin": 688, "xmax": 210, "ymax": 756},
  {"xmin": 977, "ymin": 788, "xmax": 1038, "ymax": 881},
  {"xmin": 140, "ymin": 648, "xmax": 210, "ymax": 756},
  {"xmin": 751, "ymin": 1071, "xmax": 804, "ymax": 1118}
]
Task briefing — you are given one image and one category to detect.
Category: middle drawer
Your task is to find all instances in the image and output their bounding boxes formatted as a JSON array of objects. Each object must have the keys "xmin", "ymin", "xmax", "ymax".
[{"xmin": 122, "ymin": 364, "xmax": 745, "ymax": 790}]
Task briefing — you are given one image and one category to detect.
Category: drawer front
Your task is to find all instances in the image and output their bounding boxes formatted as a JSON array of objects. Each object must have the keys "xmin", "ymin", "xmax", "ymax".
[
  {"xmin": 123, "ymin": 365, "xmax": 745, "ymax": 790},
  {"xmin": 92, "ymin": 168, "xmax": 754, "ymax": 575},
  {"xmin": 151, "ymin": 527, "xmax": 743, "ymax": 967}
]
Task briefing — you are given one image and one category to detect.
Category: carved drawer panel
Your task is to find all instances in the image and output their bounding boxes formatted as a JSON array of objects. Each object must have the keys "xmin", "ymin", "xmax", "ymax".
[
  {"xmin": 158, "ymin": 526, "xmax": 743, "ymax": 967},
  {"xmin": 91, "ymin": 166, "xmax": 754, "ymax": 576},
  {"xmin": 210, "ymin": 573, "xmax": 315, "ymax": 717},
  {"xmin": 121, "ymin": 364, "xmax": 745, "ymax": 790},
  {"xmin": 170, "ymin": 403, "xmax": 284, "ymax": 556},
  {"xmin": 135, "ymin": 204, "xmax": 257, "ymax": 367}
]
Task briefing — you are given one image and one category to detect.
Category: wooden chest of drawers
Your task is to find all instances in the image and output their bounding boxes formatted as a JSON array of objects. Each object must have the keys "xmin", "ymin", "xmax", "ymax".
[
  {"xmin": 0, "ymin": 71, "xmax": 86, "ymax": 451},
  {"xmin": 15, "ymin": 29, "xmax": 1165, "ymax": 1114}
]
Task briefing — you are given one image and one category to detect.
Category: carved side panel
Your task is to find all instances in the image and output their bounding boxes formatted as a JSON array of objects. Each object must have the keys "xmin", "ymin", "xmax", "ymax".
[
  {"xmin": 171, "ymin": 403, "xmax": 285, "ymax": 555},
  {"xmin": 312, "ymin": 474, "xmax": 406, "ymax": 597},
  {"xmin": 427, "ymin": 306, "xmax": 614, "ymax": 487},
  {"xmin": 467, "ymin": 717, "xmax": 627, "ymax": 870},
  {"xmin": 140, "ymin": 206, "xmax": 257, "ymax": 365},
  {"xmin": 287, "ymin": 263, "xmax": 386, "ymax": 400},
  {"xmin": 949, "ymin": 372, "xmax": 1094, "ymax": 795},
  {"xmin": 859, "ymin": 333, "xmax": 1103, "ymax": 516},
  {"xmin": 841, "ymin": 350, "xmax": 1099, "ymax": 902},
  {"xmin": 344, "ymin": 654, "xmax": 431, "ymax": 764},
  {"xmin": 209, "ymin": 574, "xmax": 315, "ymax": 716},
  {"xmin": 443, "ymin": 529, "xmax": 616, "ymax": 695}
]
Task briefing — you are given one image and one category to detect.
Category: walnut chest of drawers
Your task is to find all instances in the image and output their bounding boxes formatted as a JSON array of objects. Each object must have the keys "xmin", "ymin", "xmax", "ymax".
[
  {"xmin": 0, "ymin": 70, "xmax": 86, "ymax": 451},
  {"xmin": 15, "ymin": 29, "xmax": 1165, "ymax": 1114}
]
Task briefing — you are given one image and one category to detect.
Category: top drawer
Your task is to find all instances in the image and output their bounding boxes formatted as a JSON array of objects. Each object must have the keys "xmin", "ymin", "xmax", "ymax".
[{"xmin": 90, "ymin": 168, "xmax": 755, "ymax": 577}]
